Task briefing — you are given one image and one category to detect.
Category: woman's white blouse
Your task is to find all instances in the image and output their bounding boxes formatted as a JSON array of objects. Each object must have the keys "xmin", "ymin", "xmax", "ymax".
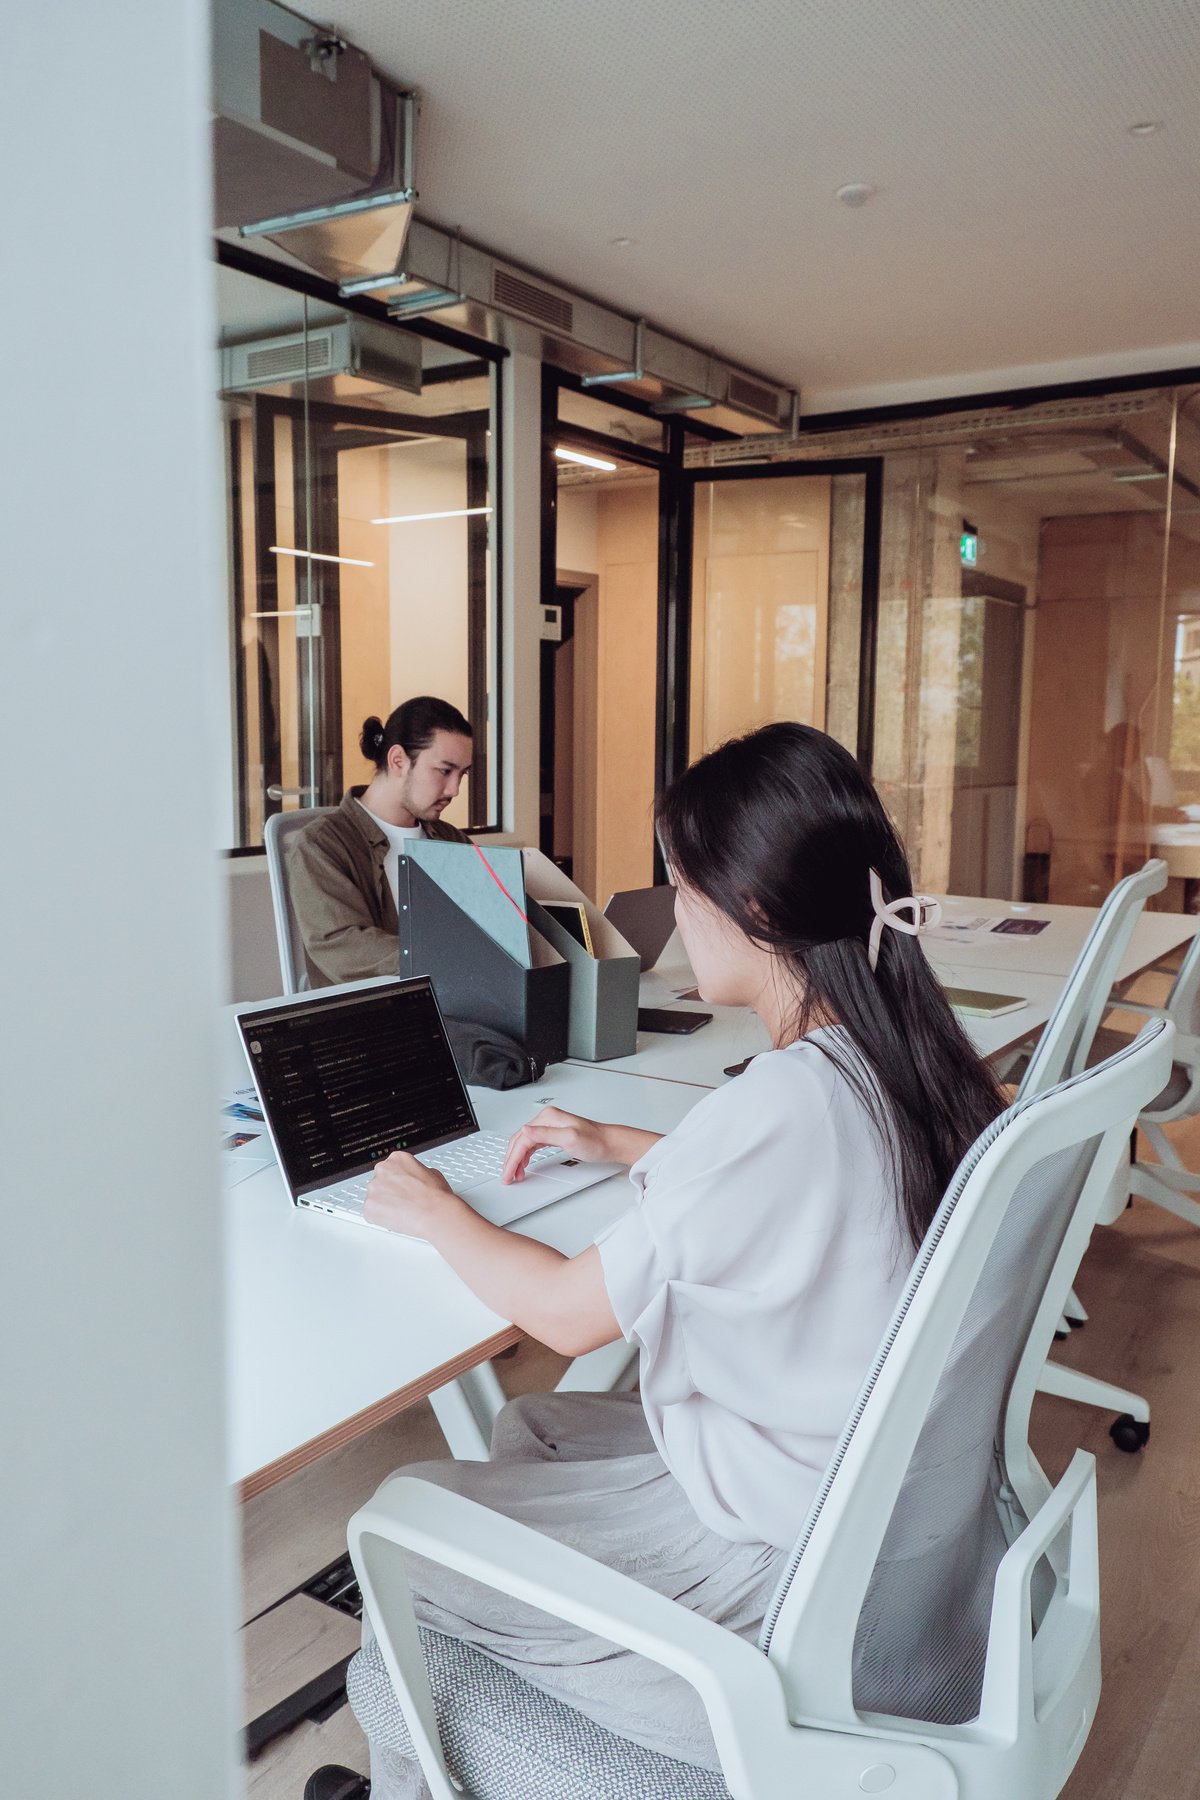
[{"xmin": 595, "ymin": 1028, "xmax": 910, "ymax": 1551}]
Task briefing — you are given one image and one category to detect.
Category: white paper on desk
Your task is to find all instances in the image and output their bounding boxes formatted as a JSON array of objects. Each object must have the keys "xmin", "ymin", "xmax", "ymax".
[{"xmin": 924, "ymin": 914, "xmax": 1001, "ymax": 944}]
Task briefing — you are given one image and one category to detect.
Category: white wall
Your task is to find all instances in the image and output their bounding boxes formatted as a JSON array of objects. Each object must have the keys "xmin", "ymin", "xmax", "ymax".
[
  {"xmin": 557, "ymin": 486, "xmax": 600, "ymax": 575},
  {"xmin": 1, "ymin": 5, "xmax": 237, "ymax": 1797}
]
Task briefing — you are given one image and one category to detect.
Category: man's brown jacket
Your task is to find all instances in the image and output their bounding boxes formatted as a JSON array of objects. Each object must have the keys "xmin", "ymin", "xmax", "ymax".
[{"xmin": 285, "ymin": 790, "xmax": 469, "ymax": 987}]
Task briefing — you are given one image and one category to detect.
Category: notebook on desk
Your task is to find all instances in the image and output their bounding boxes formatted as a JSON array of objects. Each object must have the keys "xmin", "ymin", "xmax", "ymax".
[{"xmin": 235, "ymin": 978, "xmax": 620, "ymax": 1230}]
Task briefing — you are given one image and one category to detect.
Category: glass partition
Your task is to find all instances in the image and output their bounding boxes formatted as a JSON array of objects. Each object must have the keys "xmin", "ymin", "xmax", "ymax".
[
  {"xmin": 862, "ymin": 390, "xmax": 1200, "ymax": 905},
  {"xmin": 687, "ymin": 468, "xmax": 869, "ymax": 764},
  {"xmin": 552, "ymin": 447, "xmax": 661, "ymax": 901},
  {"xmin": 218, "ymin": 263, "xmax": 499, "ymax": 846}
]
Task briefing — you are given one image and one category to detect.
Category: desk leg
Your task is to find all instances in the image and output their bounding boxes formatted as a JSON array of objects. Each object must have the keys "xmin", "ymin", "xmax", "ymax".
[
  {"xmin": 428, "ymin": 1364, "xmax": 507, "ymax": 1459},
  {"xmin": 555, "ymin": 1339, "xmax": 638, "ymax": 1394}
]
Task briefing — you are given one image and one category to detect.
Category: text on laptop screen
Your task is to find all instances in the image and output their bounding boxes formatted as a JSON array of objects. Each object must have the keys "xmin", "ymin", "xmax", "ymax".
[{"xmin": 243, "ymin": 982, "xmax": 474, "ymax": 1193}]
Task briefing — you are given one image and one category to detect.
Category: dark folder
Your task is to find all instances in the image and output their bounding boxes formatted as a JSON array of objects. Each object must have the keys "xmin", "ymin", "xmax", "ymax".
[{"xmin": 397, "ymin": 856, "xmax": 570, "ymax": 1068}]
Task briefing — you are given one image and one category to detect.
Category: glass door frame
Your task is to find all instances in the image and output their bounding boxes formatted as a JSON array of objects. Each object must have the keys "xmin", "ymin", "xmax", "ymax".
[
  {"xmin": 228, "ymin": 382, "xmax": 498, "ymax": 843},
  {"xmin": 540, "ymin": 367, "xmax": 683, "ymax": 890},
  {"xmin": 540, "ymin": 366, "xmax": 886, "ymax": 884},
  {"xmin": 671, "ymin": 457, "xmax": 884, "ymax": 792}
]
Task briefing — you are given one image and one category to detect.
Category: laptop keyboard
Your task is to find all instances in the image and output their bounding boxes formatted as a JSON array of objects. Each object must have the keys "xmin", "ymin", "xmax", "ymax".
[{"xmin": 315, "ymin": 1133, "xmax": 563, "ymax": 1216}]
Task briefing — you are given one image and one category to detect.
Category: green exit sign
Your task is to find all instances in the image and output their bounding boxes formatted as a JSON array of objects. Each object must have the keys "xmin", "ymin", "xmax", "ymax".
[{"xmin": 960, "ymin": 532, "xmax": 978, "ymax": 567}]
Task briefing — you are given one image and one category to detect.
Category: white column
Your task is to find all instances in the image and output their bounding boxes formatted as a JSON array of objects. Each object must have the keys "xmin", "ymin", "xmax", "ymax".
[
  {"xmin": 500, "ymin": 349, "xmax": 545, "ymax": 843},
  {"xmin": 1, "ymin": 4, "xmax": 237, "ymax": 1798}
]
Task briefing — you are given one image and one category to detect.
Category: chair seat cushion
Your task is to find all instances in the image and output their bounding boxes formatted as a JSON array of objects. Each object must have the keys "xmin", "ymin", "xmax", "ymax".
[
  {"xmin": 347, "ymin": 1632, "xmax": 732, "ymax": 1800},
  {"xmin": 1088, "ymin": 1027, "xmax": 1190, "ymax": 1113}
]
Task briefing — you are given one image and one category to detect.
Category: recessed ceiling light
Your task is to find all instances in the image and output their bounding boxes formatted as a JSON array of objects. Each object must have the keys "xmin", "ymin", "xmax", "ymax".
[
  {"xmin": 835, "ymin": 182, "xmax": 876, "ymax": 207},
  {"xmin": 369, "ymin": 505, "xmax": 493, "ymax": 525},
  {"xmin": 1126, "ymin": 120, "xmax": 1164, "ymax": 136},
  {"xmin": 270, "ymin": 545, "xmax": 374, "ymax": 568},
  {"xmin": 555, "ymin": 446, "xmax": 618, "ymax": 471}
]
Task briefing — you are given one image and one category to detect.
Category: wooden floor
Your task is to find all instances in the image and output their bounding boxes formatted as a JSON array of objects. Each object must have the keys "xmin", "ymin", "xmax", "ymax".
[
  {"xmin": 240, "ymin": 1057, "xmax": 1200, "ymax": 1799},
  {"xmin": 240, "ymin": 1338, "xmax": 569, "ymax": 1796}
]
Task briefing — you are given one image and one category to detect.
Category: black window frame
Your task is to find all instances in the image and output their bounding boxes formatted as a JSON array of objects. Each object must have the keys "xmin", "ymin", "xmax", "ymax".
[
  {"xmin": 217, "ymin": 241, "xmax": 507, "ymax": 848},
  {"xmin": 540, "ymin": 367, "xmax": 884, "ymax": 882}
]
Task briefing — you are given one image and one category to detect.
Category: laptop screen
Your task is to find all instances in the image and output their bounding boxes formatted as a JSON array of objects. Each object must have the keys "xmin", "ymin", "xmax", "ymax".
[{"xmin": 239, "ymin": 979, "xmax": 477, "ymax": 1196}]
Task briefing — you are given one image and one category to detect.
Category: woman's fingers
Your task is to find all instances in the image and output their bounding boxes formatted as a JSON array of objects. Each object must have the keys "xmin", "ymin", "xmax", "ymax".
[{"xmin": 502, "ymin": 1121, "xmax": 573, "ymax": 1184}]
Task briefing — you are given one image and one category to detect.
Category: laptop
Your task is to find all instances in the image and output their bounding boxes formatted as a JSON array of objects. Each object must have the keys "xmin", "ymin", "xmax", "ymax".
[
  {"xmin": 236, "ymin": 978, "xmax": 621, "ymax": 1230},
  {"xmin": 603, "ymin": 884, "xmax": 679, "ymax": 972}
]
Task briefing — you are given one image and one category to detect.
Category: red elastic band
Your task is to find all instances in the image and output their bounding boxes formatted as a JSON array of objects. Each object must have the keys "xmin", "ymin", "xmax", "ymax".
[{"xmin": 473, "ymin": 844, "xmax": 529, "ymax": 923}]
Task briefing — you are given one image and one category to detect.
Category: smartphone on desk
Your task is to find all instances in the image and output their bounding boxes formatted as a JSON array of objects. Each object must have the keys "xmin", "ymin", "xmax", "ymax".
[{"xmin": 638, "ymin": 1007, "xmax": 713, "ymax": 1034}]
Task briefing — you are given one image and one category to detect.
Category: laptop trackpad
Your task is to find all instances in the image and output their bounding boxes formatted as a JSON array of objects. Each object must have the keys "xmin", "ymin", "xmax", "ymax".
[{"xmin": 466, "ymin": 1160, "xmax": 619, "ymax": 1227}]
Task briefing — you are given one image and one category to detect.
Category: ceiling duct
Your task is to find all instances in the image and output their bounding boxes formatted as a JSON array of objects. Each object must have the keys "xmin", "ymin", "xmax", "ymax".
[
  {"xmin": 380, "ymin": 221, "xmax": 797, "ymax": 435},
  {"xmin": 212, "ymin": 0, "xmax": 416, "ymax": 291},
  {"xmin": 221, "ymin": 317, "xmax": 422, "ymax": 405},
  {"xmin": 210, "ymin": 0, "xmax": 794, "ymax": 434},
  {"xmin": 686, "ymin": 391, "xmax": 1168, "ymax": 466}
]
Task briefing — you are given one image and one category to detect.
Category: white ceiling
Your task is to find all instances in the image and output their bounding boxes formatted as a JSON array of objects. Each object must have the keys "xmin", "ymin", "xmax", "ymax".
[{"xmin": 317, "ymin": 0, "xmax": 1200, "ymax": 414}]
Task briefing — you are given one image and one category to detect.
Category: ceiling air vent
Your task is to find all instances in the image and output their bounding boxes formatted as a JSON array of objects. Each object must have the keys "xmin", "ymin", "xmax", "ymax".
[
  {"xmin": 221, "ymin": 319, "xmax": 421, "ymax": 398},
  {"xmin": 243, "ymin": 332, "xmax": 337, "ymax": 384},
  {"xmin": 726, "ymin": 373, "xmax": 782, "ymax": 424},
  {"xmin": 490, "ymin": 266, "xmax": 575, "ymax": 334}
]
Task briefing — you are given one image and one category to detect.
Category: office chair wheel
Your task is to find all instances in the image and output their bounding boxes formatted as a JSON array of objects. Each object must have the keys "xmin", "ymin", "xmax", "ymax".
[
  {"xmin": 1109, "ymin": 1413, "xmax": 1151, "ymax": 1453},
  {"xmin": 303, "ymin": 1767, "xmax": 370, "ymax": 1800}
]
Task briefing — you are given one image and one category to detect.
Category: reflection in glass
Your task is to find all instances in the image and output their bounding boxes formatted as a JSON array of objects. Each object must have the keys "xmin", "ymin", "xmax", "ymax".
[
  {"xmin": 859, "ymin": 393, "xmax": 1200, "ymax": 905},
  {"xmin": 218, "ymin": 264, "xmax": 497, "ymax": 846}
]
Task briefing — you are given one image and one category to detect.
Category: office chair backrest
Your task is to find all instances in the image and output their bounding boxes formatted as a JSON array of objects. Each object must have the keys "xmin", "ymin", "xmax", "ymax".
[
  {"xmin": 1017, "ymin": 857, "xmax": 1167, "ymax": 1099},
  {"xmin": 262, "ymin": 807, "xmax": 336, "ymax": 995},
  {"xmin": 760, "ymin": 1019, "xmax": 1172, "ymax": 1732},
  {"xmin": 1165, "ymin": 922, "xmax": 1200, "ymax": 1038}
]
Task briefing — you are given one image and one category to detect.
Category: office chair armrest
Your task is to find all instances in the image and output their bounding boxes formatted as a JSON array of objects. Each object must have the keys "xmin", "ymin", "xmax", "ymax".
[
  {"xmin": 349, "ymin": 1476, "xmax": 789, "ymax": 1799},
  {"xmin": 349, "ymin": 1476, "xmax": 958, "ymax": 1800},
  {"xmin": 977, "ymin": 1450, "xmax": 1098, "ymax": 1741}
]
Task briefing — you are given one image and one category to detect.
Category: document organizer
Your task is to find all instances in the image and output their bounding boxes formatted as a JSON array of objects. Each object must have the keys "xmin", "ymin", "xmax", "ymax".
[
  {"xmin": 522, "ymin": 849, "xmax": 641, "ymax": 1061},
  {"xmin": 397, "ymin": 846, "xmax": 570, "ymax": 1068}
]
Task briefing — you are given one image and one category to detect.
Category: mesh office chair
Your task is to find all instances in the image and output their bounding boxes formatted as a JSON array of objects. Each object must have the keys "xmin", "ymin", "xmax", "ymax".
[
  {"xmin": 346, "ymin": 1022, "xmax": 1172, "ymax": 1800},
  {"xmin": 1091, "ymin": 923, "xmax": 1200, "ymax": 1228},
  {"xmin": 262, "ymin": 807, "xmax": 336, "ymax": 995},
  {"xmin": 1015, "ymin": 859, "xmax": 1166, "ymax": 1449}
]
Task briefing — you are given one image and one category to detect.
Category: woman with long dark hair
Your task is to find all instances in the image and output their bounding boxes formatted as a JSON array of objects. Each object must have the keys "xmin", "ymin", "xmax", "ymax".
[{"xmin": 353, "ymin": 722, "xmax": 1004, "ymax": 1796}]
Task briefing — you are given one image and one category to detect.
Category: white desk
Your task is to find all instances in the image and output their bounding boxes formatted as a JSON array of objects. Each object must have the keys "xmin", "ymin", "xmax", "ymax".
[
  {"xmin": 924, "ymin": 895, "xmax": 1196, "ymax": 983},
  {"xmin": 231, "ymin": 899, "xmax": 1168, "ymax": 1497},
  {"xmin": 570, "ymin": 933, "xmax": 1059, "ymax": 1085},
  {"xmin": 226, "ymin": 1061, "xmax": 707, "ymax": 1495}
]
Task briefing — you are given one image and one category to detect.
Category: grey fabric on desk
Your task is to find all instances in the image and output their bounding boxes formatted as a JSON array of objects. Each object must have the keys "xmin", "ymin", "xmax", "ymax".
[
  {"xmin": 349, "ymin": 1633, "xmax": 732, "ymax": 1800},
  {"xmin": 346, "ymin": 1390, "xmax": 780, "ymax": 1800}
]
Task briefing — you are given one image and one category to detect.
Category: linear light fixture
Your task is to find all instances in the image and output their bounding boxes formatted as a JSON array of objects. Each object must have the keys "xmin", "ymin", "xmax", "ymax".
[
  {"xmin": 1112, "ymin": 470, "xmax": 1166, "ymax": 483},
  {"xmin": 270, "ymin": 545, "xmax": 375, "ymax": 568},
  {"xmin": 369, "ymin": 505, "xmax": 493, "ymax": 525},
  {"xmin": 555, "ymin": 446, "xmax": 618, "ymax": 471}
]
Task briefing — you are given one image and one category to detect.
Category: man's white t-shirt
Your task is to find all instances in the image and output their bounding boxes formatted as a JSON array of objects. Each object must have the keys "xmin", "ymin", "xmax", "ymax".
[
  {"xmin": 355, "ymin": 798, "xmax": 422, "ymax": 907},
  {"xmin": 595, "ymin": 1026, "xmax": 909, "ymax": 1550}
]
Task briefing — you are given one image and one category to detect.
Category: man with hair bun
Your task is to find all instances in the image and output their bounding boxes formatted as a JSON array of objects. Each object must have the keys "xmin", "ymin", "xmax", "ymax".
[{"xmin": 286, "ymin": 694, "xmax": 473, "ymax": 987}]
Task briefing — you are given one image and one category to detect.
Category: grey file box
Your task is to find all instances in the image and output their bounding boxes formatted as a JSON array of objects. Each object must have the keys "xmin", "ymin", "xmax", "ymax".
[
  {"xmin": 522, "ymin": 849, "xmax": 641, "ymax": 1061},
  {"xmin": 399, "ymin": 843, "xmax": 570, "ymax": 1067}
]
